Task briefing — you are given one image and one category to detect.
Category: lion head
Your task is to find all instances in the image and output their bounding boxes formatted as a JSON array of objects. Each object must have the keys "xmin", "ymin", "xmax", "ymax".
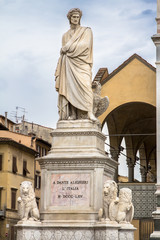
[
  {"xmin": 103, "ymin": 180, "xmax": 117, "ymax": 201},
  {"xmin": 20, "ymin": 181, "xmax": 35, "ymax": 199}
]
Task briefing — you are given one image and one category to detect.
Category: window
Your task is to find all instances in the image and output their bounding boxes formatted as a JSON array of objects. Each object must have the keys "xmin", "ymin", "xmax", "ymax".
[
  {"xmin": 23, "ymin": 160, "xmax": 30, "ymax": 176},
  {"xmin": 0, "ymin": 154, "xmax": 2, "ymax": 171},
  {"xmin": 35, "ymin": 173, "xmax": 41, "ymax": 189},
  {"xmin": 15, "ymin": 126, "xmax": 19, "ymax": 133},
  {"xmin": 36, "ymin": 197, "xmax": 40, "ymax": 209},
  {"xmin": 45, "ymin": 148, "xmax": 47, "ymax": 155},
  {"xmin": 36, "ymin": 145, "xmax": 41, "ymax": 157},
  {"xmin": 11, "ymin": 189, "xmax": 17, "ymax": 209},
  {"xmin": 12, "ymin": 156, "xmax": 18, "ymax": 174},
  {"xmin": 42, "ymin": 148, "xmax": 47, "ymax": 156},
  {"xmin": 0, "ymin": 188, "xmax": 2, "ymax": 210},
  {"xmin": 11, "ymin": 226, "xmax": 16, "ymax": 240}
]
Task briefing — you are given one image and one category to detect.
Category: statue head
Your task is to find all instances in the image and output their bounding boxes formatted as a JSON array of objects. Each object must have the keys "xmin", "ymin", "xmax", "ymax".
[
  {"xmin": 67, "ymin": 8, "xmax": 82, "ymax": 25},
  {"xmin": 103, "ymin": 180, "xmax": 117, "ymax": 199}
]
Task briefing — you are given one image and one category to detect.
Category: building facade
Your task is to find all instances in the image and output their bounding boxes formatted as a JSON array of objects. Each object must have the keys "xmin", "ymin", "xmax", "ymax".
[
  {"xmin": 0, "ymin": 118, "xmax": 51, "ymax": 240},
  {"xmin": 94, "ymin": 54, "xmax": 156, "ymax": 240},
  {"xmin": 15, "ymin": 121, "xmax": 53, "ymax": 144},
  {"xmin": 0, "ymin": 138, "xmax": 36, "ymax": 239}
]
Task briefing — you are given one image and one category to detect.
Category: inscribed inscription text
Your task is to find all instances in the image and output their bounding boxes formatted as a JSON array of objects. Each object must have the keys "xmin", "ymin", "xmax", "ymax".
[{"xmin": 51, "ymin": 173, "xmax": 90, "ymax": 207}]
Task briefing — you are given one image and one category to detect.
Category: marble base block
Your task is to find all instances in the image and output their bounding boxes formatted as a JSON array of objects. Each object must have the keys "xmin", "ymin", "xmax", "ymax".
[
  {"xmin": 19, "ymin": 120, "xmax": 122, "ymax": 239},
  {"xmin": 16, "ymin": 225, "xmax": 95, "ymax": 240},
  {"xmin": 118, "ymin": 224, "xmax": 136, "ymax": 240},
  {"xmin": 38, "ymin": 120, "xmax": 118, "ymax": 223},
  {"xmin": 16, "ymin": 222, "xmax": 136, "ymax": 240},
  {"xmin": 94, "ymin": 223, "xmax": 120, "ymax": 240}
]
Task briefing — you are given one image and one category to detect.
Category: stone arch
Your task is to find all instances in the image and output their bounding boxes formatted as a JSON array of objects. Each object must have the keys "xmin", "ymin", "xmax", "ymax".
[
  {"xmin": 95, "ymin": 54, "xmax": 156, "ymax": 182},
  {"xmin": 102, "ymin": 102, "xmax": 156, "ymax": 182}
]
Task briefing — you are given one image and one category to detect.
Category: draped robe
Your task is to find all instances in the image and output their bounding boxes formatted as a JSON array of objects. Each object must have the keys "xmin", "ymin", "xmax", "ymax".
[{"xmin": 55, "ymin": 26, "xmax": 93, "ymax": 120}]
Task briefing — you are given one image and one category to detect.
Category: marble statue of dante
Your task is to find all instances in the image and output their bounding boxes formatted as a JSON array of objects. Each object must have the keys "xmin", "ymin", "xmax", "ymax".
[{"xmin": 55, "ymin": 8, "xmax": 96, "ymax": 121}]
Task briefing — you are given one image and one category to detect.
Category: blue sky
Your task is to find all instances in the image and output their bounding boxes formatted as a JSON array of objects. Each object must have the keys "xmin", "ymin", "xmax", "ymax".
[{"xmin": 0, "ymin": 0, "xmax": 157, "ymax": 128}]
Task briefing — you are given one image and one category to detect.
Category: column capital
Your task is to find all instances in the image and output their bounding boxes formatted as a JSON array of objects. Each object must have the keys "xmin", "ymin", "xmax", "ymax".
[
  {"xmin": 152, "ymin": 34, "xmax": 160, "ymax": 45},
  {"xmin": 126, "ymin": 158, "xmax": 135, "ymax": 167},
  {"xmin": 140, "ymin": 166, "xmax": 147, "ymax": 175},
  {"xmin": 110, "ymin": 149, "xmax": 119, "ymax": 161}
]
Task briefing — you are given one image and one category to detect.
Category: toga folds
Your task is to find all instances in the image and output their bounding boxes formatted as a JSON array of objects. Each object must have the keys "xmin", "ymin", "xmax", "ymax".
[{"xmin": 55, "ymin": 26, "xmax": 93, "ymax": 119}]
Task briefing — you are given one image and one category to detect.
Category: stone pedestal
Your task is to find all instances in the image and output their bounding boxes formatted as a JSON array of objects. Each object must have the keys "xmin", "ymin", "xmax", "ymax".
[
  {"xmin": 118, "ymin": 224, "xmax": 136, "ymax": 240},
  {"xmin": 38, "ymin": 120, "xmax": 117, "ymax": 223},
  {"xmin": 16, "ymin": 120, "xmax": 135, "ymax": 239},
  {"xmin": 95, "ymin": 222, "xmax": 120, "ymax": 239},
  {"xmin": 16, "ymin": 222, "xmax": 136, "ymax": 240}
]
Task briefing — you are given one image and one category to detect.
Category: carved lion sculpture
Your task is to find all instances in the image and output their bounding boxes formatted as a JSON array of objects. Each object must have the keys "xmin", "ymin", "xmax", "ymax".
[
  {"xmin": 93, "ymin": 81, "xmax": 109, "ymax": 118},
  {"xmin": 109, "ymin": 188, "xmax": 134, "ymax": 224},
  {"xmin": 98, "ymin": 180, "xmax": 118, "ymax": 221},
  {"xmin": 116, "ymin": 188, "xmax": 134, "ymax": 223},
  {"xmin": 17, "ymin": 181, "xmax": 40, "ymax": 221}
]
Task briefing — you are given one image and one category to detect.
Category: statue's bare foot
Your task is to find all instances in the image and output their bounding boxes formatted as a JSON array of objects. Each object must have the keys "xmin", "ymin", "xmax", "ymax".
[{"xmin": 88, "ymin": 112, "xmax": 97, "ymax": 121}]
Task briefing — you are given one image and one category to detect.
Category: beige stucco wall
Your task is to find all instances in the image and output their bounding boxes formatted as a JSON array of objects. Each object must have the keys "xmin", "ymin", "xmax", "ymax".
[
  {"xmin": 0, "ymin": 143, "xmax": 35, "ymax": 237},
  {"xmin": 0, "ymin": 143, "xmax": 34, "ymax": 210},
  {"xmin": 99, "ymin": 58, "xmax": 156, "ymax": 123}
]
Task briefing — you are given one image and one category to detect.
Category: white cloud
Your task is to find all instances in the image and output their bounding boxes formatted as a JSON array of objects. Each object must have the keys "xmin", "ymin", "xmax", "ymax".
[{"xmin": 0, "ymin": 0, "xmax": 157, "ymax": 128}]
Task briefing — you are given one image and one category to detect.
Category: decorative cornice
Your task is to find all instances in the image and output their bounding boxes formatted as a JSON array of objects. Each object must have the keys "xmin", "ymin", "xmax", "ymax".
[
  {"xmin": 39, "ymin": 158, "xmax": 118, "ymax": 171},
  {"xmin": 51, "ymin": 131, "xmax": 106, "ymax": 141}
]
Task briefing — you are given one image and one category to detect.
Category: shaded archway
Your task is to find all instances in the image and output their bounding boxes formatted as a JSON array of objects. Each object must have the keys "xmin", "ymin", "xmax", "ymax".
[{"xmin": 102, "ymin": 102, "xmax": 156, "ymax": 182}]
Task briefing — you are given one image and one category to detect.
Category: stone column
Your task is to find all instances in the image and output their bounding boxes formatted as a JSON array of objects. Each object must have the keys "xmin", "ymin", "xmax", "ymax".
[
  {"xmin": 126, "ymin": 158, "xmax": 135, "ymax": 182},
  {"xmin": 110, "ymin": 148, "xmax": 119, "ymax": 182},
  {"xmin": 140, "ymin": 166, "xmax": 147, "ymax": 183},
  {"xmin": 150, "ymin": 0, "xmax": 160, "ymax": 238}
]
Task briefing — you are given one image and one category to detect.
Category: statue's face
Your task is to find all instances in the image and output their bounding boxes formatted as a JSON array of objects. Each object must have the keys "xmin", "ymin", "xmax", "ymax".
[
  {"xmin": 22, "ymin": 185, "xmax": 30, "ymax": 196},
  {"xmin": 70, "ymin": 13, "xmax": 80, "ymax": 25},
  {"xmin": 103, "ymin": 183, "xmax": 110, "ymax": 196}
]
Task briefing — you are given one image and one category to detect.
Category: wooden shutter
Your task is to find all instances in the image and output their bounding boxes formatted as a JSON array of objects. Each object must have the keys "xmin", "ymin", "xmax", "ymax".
[
  {"xmin": 0, "ymin": 155, "xmax": 2, "ymax": 171},
  {"xmin": 23, "ymin": 160, "xmax": 30, "ymax": 176},
  {"xmin": 11, "ymin": 226, "xmax": 16, "ymax": 240},
  {"xmin": 11, "ymin": 189, "xmax": 16, "ymax": 209},
  {"xmin": 35, "ymin": 175, "xmax": 41, "ymax": 189},
  {"xmin": 12, "ymin": 157, "xmax": 18, "ymax": 173},
  {"xmin": 35, "ymin": 175, "xmax": 38, "ymax": 188},
  {"xmin": 39, "ymin": 176, "xmax": 41, "ymax": 189},
  {"xmin": 0, "ymin": 189, "xmax": 2, "ymax": 209}
]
